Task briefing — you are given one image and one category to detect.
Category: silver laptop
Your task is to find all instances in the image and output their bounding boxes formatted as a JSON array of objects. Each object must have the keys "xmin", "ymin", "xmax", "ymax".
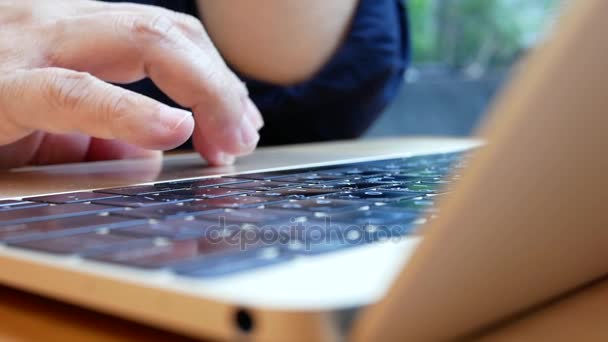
[{"xmin": 0, "ymin": 1, "xmax": 607, "ymax": 340}]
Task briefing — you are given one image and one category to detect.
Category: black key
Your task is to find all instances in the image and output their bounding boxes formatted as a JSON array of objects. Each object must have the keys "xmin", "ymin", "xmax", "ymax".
[
  {"xmin": 175, "ymin": 247, "xmax": 292, "ymax": 278},
  {"xmin": 233, "ymin": 169, "xmax": 308, "ymax": 180},
  {"xmin": 88, "ymin": 238, "xmax": 215, "ymax": 269},
  {"xmin": 364, "ymin": 175, "xmax": 415, "ymax": 184},
  {"xmin": 95, "ymin": 184, "xmax": 187, "ymax": 196},
  {"xmin": 130, "ymin": 193, "xmax": 199, "ymax": 203},
  {"xmin": 87, "ymin": 235, "xmax": 270, "ymax": 270},
  {"xmin": 320, "ymin": 179, "xmax": 389, "ymax": 191},
  {"xmin": 330, "ymin": 190, "xmax": 422, "ymax": 202},
  {"xmin": 197, "ymin": 208, "xmax": 311, "ymax": 225},
  {"xmin": 9, "ymin": 231, "xmax": 153, "ymax": 255},
  {"xmin": 326, "ymin": 209, "xmax": 419, "ymax": 225},
  {"xmin": 0, "ymin": 215, "xmax": 144, "ymax": 243},
  {"xmin": 160, "ymin": 177, "xmax": 249, "ymax": 189},
  {"xmin": 116, "ymin": 202, "xmax": 223, "ymax": 220},
  {"xmin": 93, "ymin": 195, "xmax": 192, "ymax": 208},
  {"xmin": 0, "ymin": 203, "xmax": 124, "ymax": 227},
  {"xmin": 232, "ymin": 163, "xmax": 374, "ymax": 181},
  {"xmin": 382, "ymin": 181, "xmax": 451, "ymax": 194},
  {"xmin": 285, "ymin": 220, "xmax": 415, "ymax": 256},
  {"xmin": 113, "ymin": 219, "xmax": 220, "ymax": 240},
  {"xmin": 341, "ymin": 168, "xmax": 389, "ymax": 177},
  {"xmin": 279, "ymin": 221, "xmax": 360, "ymax": 255},
  {"xmin": 192, "ymin": 177, "xmax": 250, "ymax": 188},
  {"xmin": 300, "ymin": 183, "xmax": 346, "ymax": 190},
  {"xmin": 220, "ymin": 181, "xmax": 303, "ymax": 191},
  {"xmin": 257, "ymin": 187, "xmax": 340, "ymax": 199},
  {"xmin": 162, "ymin": 187, "xmax": 252, "ymax": 199},
  {"xmin": 310, "ymin": 170, "xmax": 350, "ymax": 178},
  {"xmin": 199, "ymin": 195, "xmax": 286, "ymax": 209},
  {"xmin": 380, "ymin": 197, "xmax": 438, "ymax": 213},
  {"xmin": 372, "ymin": 174, "xmax": 427, "ymax": 182},
  {"xmin": 0, "ymin": 201, "xmax": 48, "ymax": 212},
  {"xmin": 103, "ymin": 178, "xmax": 250, "ymax": 197},
  {"xmin": 25, "ymin": 192, "xmax": 121, "ymax": 204},
  {"xmin": 271, "ymin": 173, "xmax": 346, "ymax": 184},
  {"xmin": 267, "ymin": 199, "xmax": 370, "ymax": 213},
  {"xmin": 392, "ymin": 174, "xmax": 444, "ymax": 183},
  {"xmin": 393, "ymin": 170, "xmax": 446, "ymax": 180}
]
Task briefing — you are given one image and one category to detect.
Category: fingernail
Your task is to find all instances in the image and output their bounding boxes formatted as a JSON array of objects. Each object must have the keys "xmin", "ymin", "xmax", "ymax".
[
  {"xmin": 238, "ymin": 114, "xmax": 260, "ymax": 149},
  {"xmin": 215, "ymin": 152, "xmax": 236, "ymax": 166},
  {"xmin": 159, "ymin": 107, "xmax": 193, "ymax": 131},
  {"xmin": 243, "ymin": 97, "xmax": 264, "ymax": 130}
]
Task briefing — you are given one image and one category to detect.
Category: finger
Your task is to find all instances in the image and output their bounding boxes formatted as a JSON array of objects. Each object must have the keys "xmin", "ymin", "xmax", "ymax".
[
  {"xmin": 192, "ymin": 122, "xmax": 236, "ymax": 167},
  {"xmin": 93, "ymin": 5, "xmax": 264, "ymax": 132},
  {"xmin": 0, "ymin": 132, "xmax": 45, "ymax": 169},
  {"xmin": 85, "ymin": 2, "xmax": 211, "ymax": 48},
  {"xmin": 0, "ymin": 68, "xmax": 194, "ymax": 149},
  {"xmin": 30, "ymin": 133, "xmax": 91, "ymax": 165},
  {"xmin": 86, "ymin": 138, "xmax": 161, "ymax": 162},
  {"xmin": 244, "ymin": 89, "xmax": 265, "ymax": 130},
  {"xmin": 0, "ymin": 132, "xmax": 90, "ymax": 168},
  {"xmin": 46, "ymin": 13, "xmax": 262, "ymax": 155}
]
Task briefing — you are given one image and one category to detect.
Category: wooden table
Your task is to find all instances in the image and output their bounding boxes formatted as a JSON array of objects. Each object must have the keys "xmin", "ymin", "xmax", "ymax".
[
  {"xmin": 1, "ymin": 277, "xmax": 607, "ymax": 341},
  {"xmin": 0, "ymin": 285, "xmax": 198, "ymax": 342}
]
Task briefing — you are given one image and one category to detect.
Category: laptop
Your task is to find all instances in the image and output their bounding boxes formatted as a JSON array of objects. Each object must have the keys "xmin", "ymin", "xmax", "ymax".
[{"xmin": 0, "ymin": 1, "xmax": 607, "ymax": 340}]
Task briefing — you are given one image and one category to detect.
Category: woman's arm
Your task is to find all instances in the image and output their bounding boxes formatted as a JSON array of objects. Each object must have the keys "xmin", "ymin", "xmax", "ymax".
[{"xmin": 197, "ymin": 0, "xmax": 359, "ymax": 85}]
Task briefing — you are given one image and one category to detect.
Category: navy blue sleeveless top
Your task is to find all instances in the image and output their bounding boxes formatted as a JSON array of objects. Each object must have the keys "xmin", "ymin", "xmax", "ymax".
[{"xmin": 103, "ymin": 0, "xmax": 410, "ymax": 146}]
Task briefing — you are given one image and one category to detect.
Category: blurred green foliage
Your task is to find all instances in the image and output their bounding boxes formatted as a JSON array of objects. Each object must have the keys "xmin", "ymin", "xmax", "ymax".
[{"xmin": 408, "ymin": 0, "xmax": 561, "ymax": 68}]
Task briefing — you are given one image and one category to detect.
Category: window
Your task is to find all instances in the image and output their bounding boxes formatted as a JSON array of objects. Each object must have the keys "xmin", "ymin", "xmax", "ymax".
[{"xmin": 367, "ymin": 0, "xmax": 563, "ymax": 137}]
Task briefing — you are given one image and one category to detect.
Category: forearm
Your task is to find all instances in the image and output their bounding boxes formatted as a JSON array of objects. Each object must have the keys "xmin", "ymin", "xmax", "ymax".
[{"xmin": 197, "ymin": 0, "xmax": 359, "ymax": 85}]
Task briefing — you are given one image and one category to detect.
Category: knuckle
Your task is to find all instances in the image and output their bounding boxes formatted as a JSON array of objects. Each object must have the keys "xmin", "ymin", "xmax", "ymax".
[
  {"xmin": 149, "ymin": 7, "xmax": 206, "ymax": 38},
  {"xmin": 130, "ymin": 14, "xmax": 179, "ymax": 45},
  {"xmin": 103, "ymin": 91, "xmax": 135, "ymax": 126},
  {"xmin": 41, "ymin": 45, "xmax": 60, "ymax": 68},
  {"xmin": 40, "ymin": 19, "xmax": 68, "ymax": 67},
  {"xmin": 100, "ymin": 90, "xmax": 145, "ymax": 138},
  {"xmin": 174, "ymin": 12, "xmax": 206, "ymax": 36},
  {"xmin": 0, "ymin": 72, "xmax": 33, "ymax": 142},
  {"xmin": 43, "ymin": 69, "xmax": 96, "ymax": 113}
]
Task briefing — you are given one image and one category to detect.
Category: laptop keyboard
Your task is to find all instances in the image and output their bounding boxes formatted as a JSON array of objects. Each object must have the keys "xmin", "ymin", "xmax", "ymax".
[{"xmin": 0, "ymin": 151, "xmax": 471, "ymax": 278}]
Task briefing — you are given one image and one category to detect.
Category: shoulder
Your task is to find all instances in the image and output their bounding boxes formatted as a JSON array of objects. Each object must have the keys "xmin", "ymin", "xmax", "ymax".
[{"xmin": 246, "ymin": 0, "xmax": 411, "ymax": 144}]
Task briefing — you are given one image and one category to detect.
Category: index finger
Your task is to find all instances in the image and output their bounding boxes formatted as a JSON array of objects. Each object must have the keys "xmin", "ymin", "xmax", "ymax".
[{"xmin": 47, "ymin": 13, "xmax": 261, "ymax": 156}]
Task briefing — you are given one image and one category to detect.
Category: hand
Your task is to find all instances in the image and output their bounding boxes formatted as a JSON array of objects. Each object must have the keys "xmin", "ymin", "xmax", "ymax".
[{"xmin": 0, "ymin": 0, "xmax": 264, "ymax": 168}]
